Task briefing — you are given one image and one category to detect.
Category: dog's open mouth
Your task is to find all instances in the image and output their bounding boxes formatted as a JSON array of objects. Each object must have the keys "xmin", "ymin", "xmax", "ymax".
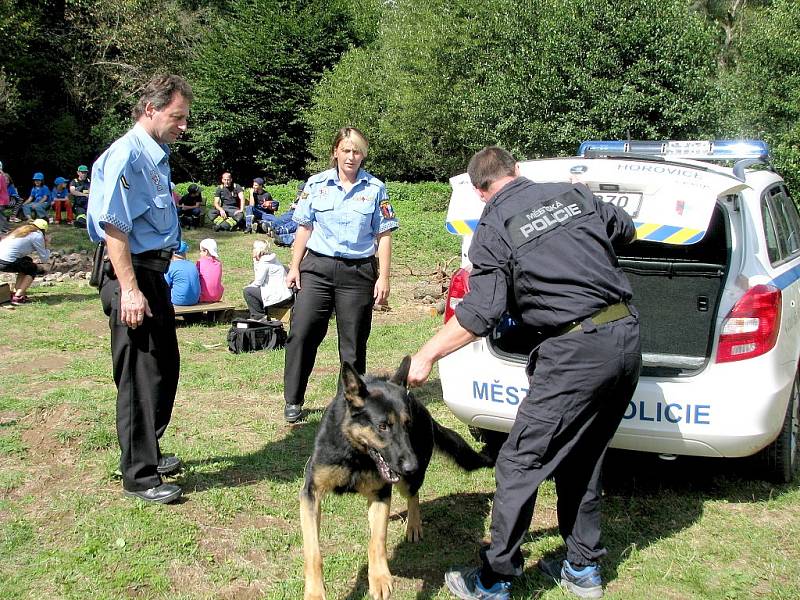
[{"xmin": 367, "ymin": 448, "xmax": 401, "ymax": 484}]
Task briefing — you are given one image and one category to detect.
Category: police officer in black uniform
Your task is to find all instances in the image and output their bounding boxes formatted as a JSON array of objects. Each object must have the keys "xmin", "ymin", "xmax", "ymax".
[{"xmin": 408, "ymin": 146, "xmax": 641, "ymax": 600}]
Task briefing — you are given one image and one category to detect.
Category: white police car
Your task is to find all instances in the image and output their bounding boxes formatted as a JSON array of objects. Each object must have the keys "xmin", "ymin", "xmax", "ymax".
[{"xmin": 440, "ymin": 140, "xmax": 800, "ymax": 482}]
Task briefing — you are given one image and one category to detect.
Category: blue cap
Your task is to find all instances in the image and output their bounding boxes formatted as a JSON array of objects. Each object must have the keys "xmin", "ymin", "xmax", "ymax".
[
  {"xmin": 33, "ymin": 172, "xmax": 44, "ymax": 180},
  {"xmin": 54, "ymin": 176, "xmax": 68, "ymax": 185},
  {"xmin": 177, "ymin": 241, "xmax": 189, "ymax": 255}
]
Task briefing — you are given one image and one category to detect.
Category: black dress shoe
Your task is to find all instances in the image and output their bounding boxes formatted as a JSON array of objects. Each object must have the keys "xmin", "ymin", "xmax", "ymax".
[
  {"xmin": 157, "ymin": 455, "xmax": 182, "ymax": 476},
  {"xmin": 284, "ymin": 403, "xmax": 303, "ymax": 423},
  {"xmin": 123, "ymin": 483, "xmax": 182, "ymax": 504}
]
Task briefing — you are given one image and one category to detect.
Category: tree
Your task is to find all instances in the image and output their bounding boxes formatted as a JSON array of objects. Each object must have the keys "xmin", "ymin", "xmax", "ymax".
[
  {"xmin": 723, "ymin": 0, "xmax": 800, "ymax": 193},
  {"xmin": 187, "ymin": 0, "xmax": 379, "ymax": 183},
  {"xmin": 307, "ymin": 0, "xmax": 724, "ymax": 181}
]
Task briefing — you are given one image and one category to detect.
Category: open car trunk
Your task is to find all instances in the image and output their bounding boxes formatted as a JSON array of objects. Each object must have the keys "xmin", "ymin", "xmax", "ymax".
[{"xmin": 489, "ymin": 203, "xmax": 730, "ymax": 376}]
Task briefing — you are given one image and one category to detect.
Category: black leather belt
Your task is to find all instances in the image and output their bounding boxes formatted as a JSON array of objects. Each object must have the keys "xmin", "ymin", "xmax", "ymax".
[
  {"xmin": 131, "ymin": 249, "xmax": 172, "ymax": 273},
  {"xmin": 558, "ymin": 302, "xmax": 631, "ymax": 336}
]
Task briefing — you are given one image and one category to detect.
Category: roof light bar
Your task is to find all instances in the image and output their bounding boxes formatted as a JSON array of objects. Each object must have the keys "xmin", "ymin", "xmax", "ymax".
[{"xmin": 578, "ymin": 140, "xmax": 770, "ymax": 162}]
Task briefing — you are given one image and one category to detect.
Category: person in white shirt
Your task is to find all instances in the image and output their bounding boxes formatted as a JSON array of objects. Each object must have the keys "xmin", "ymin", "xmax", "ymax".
[{"xmin": 243, "ymin": 239, "xmax": 293, "ymax": 321}]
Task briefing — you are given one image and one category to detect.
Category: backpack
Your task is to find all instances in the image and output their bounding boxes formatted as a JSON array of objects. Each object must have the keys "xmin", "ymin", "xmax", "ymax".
[{"xmin": 227, "ymin": 318, "xmax": 286, "ymax": 353}]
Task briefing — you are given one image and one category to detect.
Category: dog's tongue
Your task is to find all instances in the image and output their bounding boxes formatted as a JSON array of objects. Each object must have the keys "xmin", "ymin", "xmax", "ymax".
[{"xmin": 368, "ymin": 448, "xmax": 400, "ymax": 483}]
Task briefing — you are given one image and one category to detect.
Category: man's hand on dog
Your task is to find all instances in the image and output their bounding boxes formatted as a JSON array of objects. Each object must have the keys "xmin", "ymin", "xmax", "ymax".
[{"xmin": 407, "ymin": 354, "xmax": 433, "ymax": 387}]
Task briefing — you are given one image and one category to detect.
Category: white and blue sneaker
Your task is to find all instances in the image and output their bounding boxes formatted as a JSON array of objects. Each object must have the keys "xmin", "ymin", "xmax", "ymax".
[
  {"xmin": 538, "ymin": 558, "xmax": 603, "ymax": 598},
  {"xmin": 444, "ymin": 566, "xmax": 511, "ymax": 600}
]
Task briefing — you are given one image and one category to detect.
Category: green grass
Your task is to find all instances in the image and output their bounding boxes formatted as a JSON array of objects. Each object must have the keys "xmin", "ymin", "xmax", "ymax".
[{"xmin": 1, "ymin": 199, "xmax": 799, "ymax": 599}]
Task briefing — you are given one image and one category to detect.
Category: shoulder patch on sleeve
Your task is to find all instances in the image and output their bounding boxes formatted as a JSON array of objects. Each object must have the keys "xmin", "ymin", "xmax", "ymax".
[{"xmin": 380, "ymin": 200, "xmax": 395, "ymax": 219}]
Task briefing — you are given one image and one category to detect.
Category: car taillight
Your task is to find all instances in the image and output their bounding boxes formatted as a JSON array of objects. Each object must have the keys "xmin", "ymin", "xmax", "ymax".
[
  {"xmin": 716, "ymin": 284, "xmax": 781, "ymax": 363},
  {"xmin": 444, "ymin": 268, "xmax": 470, "ymax": 323}
]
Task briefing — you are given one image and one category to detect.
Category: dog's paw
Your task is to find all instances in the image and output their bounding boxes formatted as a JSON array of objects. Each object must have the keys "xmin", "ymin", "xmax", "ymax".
[
  {"xmin": 405, "ymin": 520, "xmax": 422, "ymax": 542},
  {"xmin": 368, "ymin": 571, "xmax": 393, "ymax": 599},
  {"xmin": 304, "ymin": 582, "xmax": 326, "ymax": 600}
]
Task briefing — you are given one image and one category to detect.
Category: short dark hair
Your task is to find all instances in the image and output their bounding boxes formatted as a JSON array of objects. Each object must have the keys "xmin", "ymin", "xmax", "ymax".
[
  {"xmin": 187, "ymin": 184, "xmax": 199, "ymax": 193},
  {"xmin": 132, "ymin": 74, "xmax": 193, "ymax": 120},
  {"xmin": 467, "ymin": 146, "xmax": 517, "ymax": 191}
]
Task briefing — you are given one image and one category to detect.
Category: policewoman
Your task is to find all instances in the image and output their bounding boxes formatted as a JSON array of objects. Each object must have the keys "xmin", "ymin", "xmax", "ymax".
[
  {"xmin": 283, "ymin": 127, "xmax": 398, "ymax": 423},
  {"xmin": 87, "ymin": 74, "xmax": 193, "ymax": 504},
  {"xmin": 408, "ymin": 147, "xmax": 641, "ymax": 600}
]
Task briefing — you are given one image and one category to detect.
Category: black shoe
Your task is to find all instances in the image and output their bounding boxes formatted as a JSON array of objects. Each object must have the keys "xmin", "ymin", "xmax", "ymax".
[
  {"xmin": 157, "ymin": 455, "xmax": 182, "ymax": 476},
  {"xmin": 284, "ymin": 403, "xmax": 303, "ymax": 423},
  {"xmin": 123, "ymin": 483, "xmax": 182, "ymax": 504}
]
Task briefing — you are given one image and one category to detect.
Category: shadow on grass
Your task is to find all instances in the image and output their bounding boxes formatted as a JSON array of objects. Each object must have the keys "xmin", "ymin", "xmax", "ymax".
[
  {"xmin": 182, "ymin": 408, "xmax": 326, "ymax": 490},
  {"xmin": 341, "ymin": 492, "xmax": 497, "ymax": 600},
  {"xmin": 343, "ymin": 447, "xmax": 799, "ymax": 599},
  {"xmin": 34, "ymin": 291, "xmax": 99, "ymax": 304}
]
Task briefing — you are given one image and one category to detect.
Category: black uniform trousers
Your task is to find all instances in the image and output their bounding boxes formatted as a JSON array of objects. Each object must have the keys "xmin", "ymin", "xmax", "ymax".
[
  {"xmin": 482, "ymin": 314, "xmax": 641, "ymax": 577},
  {"xmin": 100, "ymin": 265, "xmax": 180, "ymax": 492},
  {"xmin": 284, "ymin": 250, "xmax": 377, "ymax": 406}
]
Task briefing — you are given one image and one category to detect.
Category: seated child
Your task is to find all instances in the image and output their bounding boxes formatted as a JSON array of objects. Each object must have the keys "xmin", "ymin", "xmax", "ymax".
[
  {"xmin": 242, "ymin": 239, "xmax": 293, "ymax": 321},
  {"xmin": 21, "ymin": 173, "xmax": 51, "ymax": 221},
  {"xmin": 51, "ymin": 177, "xmax": 73, "ymax": 224},
  {"xmin": 165, "ymin": 241, "xmax": 201, "ymax": 306},
  {"xmin": 197, "ymin": 238, "xmax": 224, "ymax": 302}
]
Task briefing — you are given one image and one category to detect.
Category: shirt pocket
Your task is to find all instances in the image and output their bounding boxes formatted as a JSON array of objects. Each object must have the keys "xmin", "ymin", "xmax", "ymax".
[
  {"xmin": 345, "ymin": 198, "xmax": 376, "ymax": 239},
  {"xmin": 143, "ymin": 192, "xmax": 175, "ymax": 234}
]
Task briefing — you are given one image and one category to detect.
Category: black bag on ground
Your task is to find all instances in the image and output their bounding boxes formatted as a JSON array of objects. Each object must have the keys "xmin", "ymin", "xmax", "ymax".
[{"xmin": 227, "ymin": 319, "xmax": 286, "ymax": 353}]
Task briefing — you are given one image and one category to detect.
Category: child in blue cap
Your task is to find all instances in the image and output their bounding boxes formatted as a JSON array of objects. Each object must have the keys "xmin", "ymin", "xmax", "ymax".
[
  {"xmin": 21, "ymin": 172, "xmax": 51, "ymax": 221},
  {"xmin": 51, "ymin": 176, "xmax": 73, "ymax": 224}
]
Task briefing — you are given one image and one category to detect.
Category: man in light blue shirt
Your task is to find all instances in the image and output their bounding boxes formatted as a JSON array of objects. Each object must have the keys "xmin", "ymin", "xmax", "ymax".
[{"xmin": 88, "ymin": 74, "xmax": 192, "ymax": 504}]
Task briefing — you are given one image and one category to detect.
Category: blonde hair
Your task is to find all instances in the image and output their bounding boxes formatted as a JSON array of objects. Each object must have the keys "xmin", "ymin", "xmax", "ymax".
[
  {"xmin": 329, "ymin": 127, "xmax": 369, "ymax": 168},
  {"xmin": 252, "ymin": 239, "xmax": 272, "ymax": 259},
  {"xmin": 8, "ymin": 223, "xmax": 41, "ymax": 239}
]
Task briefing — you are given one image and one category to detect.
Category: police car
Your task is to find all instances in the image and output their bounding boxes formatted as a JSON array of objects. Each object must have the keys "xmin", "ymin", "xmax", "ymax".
[{"xmin": 440, "ymin": 140, "xmax": 800, "ymax": 482}]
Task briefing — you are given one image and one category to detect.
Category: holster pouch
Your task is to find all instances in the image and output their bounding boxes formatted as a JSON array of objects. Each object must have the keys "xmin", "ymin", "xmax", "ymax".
[{"xmin": 89, "ymin": 240, "xmax": 107, "ymax": 288}]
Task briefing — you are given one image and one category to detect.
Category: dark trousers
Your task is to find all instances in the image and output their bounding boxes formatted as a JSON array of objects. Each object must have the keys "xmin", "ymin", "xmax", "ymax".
[
  {"xmin": 283, "ymin": 251, "xmax": 377, "ymax": 406},
  {"xmin": 483, "ymin": 315, "xmax": 641, "ymax": 577},
  {"xmin": 243, "ymin": 286, "xmax": 294, "ymax": 320},
  {"xmin": 100, "ymin": 266, "xmax": 180, "ymax": 491}
]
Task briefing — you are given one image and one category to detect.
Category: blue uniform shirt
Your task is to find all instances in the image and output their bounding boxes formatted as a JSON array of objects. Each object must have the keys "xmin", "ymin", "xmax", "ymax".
[
  {"xmin": 87, "ymin": 122, "xmax": 180, "ymax": 254},
  {"xmin": 293, "ymin": 167, "xmax": 398, "ymax": 259},
  {"xmin": 29, "ymin": 185, "xmax": 51, "ymax": 204}
]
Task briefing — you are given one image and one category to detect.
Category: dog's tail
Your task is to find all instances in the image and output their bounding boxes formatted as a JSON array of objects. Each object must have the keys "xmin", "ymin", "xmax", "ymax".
[{"xmin": 432, "ymin": 420, "xmax": 496, "ymax": 470}]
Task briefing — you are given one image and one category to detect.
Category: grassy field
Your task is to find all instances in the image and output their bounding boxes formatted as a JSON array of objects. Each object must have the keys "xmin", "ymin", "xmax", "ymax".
[{"xmin": 1, "ymin": 198, "xmax": 799, "ymax": 599}]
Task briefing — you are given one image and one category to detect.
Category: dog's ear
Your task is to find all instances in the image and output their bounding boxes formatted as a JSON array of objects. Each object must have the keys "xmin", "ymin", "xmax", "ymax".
[
  {"xmin": 341, "ymin": 362, "xmax": 367, "ymax": 408},
  {"xmin": 391, "ymin": 355, "xmax": 411, "ymax": 387}
]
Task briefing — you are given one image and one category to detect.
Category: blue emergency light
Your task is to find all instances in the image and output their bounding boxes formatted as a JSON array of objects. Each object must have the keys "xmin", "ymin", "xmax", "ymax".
[{"xmin": 578, "ymin": 140, "xmax": 770, "ymax": 162}]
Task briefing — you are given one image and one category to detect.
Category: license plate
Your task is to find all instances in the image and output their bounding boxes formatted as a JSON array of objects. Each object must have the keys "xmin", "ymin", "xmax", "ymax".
[{"xmin": 594, "ymin": 192, "xmax": 643, "ymax": 218}]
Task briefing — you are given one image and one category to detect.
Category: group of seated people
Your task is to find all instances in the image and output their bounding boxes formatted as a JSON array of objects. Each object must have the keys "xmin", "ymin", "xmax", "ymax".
[
  {"xmin": 0, "ymin": 164, "xmax": 91, "ymax": 232},
  {"xmin": 201, "ymin": 172, "xmax": 301, "ymax": 246},
  {"xmin": 165, "ymin": 236, "xmax": 293, "ymax": 323}
]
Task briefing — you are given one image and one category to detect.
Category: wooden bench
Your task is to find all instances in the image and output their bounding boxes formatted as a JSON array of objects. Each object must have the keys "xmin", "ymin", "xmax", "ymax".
[{"xmin": 173, "ymin": 301, "xmax": 236, "ymax": 323}]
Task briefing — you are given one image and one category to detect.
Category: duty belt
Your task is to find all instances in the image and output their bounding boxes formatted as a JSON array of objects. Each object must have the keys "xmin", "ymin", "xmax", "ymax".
[
  {"xmin": 559, "ymin": 302, "xmax": 631, "ymax": 336},
  {"xmin": 130, "ymin": 249, "xmax": 173, "ymax": 274}
]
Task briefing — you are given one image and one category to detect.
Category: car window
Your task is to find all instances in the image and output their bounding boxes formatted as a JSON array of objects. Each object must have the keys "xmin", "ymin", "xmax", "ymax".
[
  {"xmin": 767, "ymin": 186, "xmax": 800, "ymax": 260},
  {"xmin": 775, "ymin": 186, "xmax": 800, "ymax": 255},
  {"xmin": 762, "ymin": 198, "xmax": 781, "ymax": 263}
]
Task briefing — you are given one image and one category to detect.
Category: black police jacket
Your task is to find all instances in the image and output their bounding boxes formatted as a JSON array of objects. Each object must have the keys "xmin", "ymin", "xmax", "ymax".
[{"xmin": 455, "ymin": 177, "xmax": 636, "ymax": 337}]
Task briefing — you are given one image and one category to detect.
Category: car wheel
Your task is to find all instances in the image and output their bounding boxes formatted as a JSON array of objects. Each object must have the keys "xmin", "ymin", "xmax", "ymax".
[{"xmin": 758, "ymin": 370, "xmax": 799, "ymax": 483}]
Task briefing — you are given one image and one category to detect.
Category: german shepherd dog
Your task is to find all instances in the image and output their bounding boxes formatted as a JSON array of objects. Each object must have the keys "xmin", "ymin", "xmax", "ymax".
[{"xmin": 300, "ymin": 357, "xmax": 494, "ymax": 600}]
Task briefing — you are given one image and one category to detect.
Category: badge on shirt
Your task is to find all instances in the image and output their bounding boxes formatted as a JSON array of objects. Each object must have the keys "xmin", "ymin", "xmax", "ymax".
[
  {"xmin": 380, "ymin": 200, "xmax": 395, "ymax": 219},
  {"xmin": 300, "ymin": 191, "xmax": 309, "ymax": 200},
  {"xmin": 150, "ymin": 169, "xmax": 163, "ymax": 192}
]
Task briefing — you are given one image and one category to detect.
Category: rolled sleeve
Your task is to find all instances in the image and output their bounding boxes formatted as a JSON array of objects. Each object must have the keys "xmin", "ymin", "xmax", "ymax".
[{"xmin": 454, "ymin": 223, "xmax": 511, "ymax": 337}]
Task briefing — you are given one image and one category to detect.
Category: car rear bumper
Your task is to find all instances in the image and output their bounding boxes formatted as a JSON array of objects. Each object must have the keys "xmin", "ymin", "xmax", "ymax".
[{"xmin": 439, "ymin": 339, "xmax": 793, "ymax": 459}]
